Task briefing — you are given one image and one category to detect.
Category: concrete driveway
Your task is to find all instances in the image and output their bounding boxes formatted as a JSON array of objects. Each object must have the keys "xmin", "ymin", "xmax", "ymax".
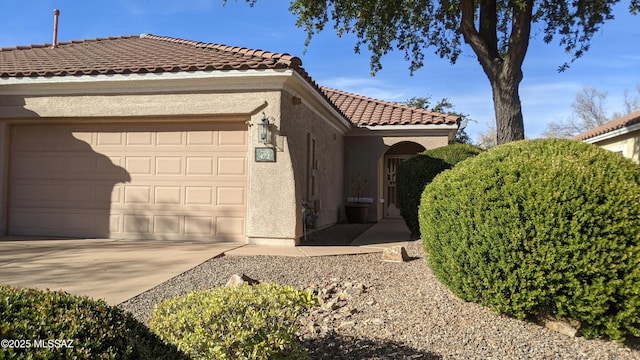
[
  {"xmin": 0, "ymin": 220, "xmax": 413, "ymax": 305},
  {"xmin": 0, "ymin": 238, "xmax": 242, "ymax": 304}
]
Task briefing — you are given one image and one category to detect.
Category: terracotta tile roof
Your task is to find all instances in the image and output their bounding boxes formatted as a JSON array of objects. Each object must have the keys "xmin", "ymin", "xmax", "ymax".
[
  {"xmin": 321, "ymin": 87, "xmax": 460, "ymax": 126},
  {"xmin": 573, "ymin": 111, "xmax": 640, "ymax": 141},
  {"xmin": 0, "ymin": 34, "xmax": 302, "ymax": 77},
  {"xmin": 0, "ymin": 34, "xmax": 459, "ymax": 128}
]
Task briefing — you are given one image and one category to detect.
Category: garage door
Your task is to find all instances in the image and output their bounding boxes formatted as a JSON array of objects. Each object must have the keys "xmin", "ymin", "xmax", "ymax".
[{"xmin": 8, "ymin": 122, "xmax": 247, "ymax": 242}]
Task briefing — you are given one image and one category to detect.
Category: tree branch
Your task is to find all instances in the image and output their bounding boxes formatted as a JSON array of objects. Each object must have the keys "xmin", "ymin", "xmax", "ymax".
[
  {"xmin": 505, "ymin": 0, "xmax": 533, "ymax": 71},
  {"xmin": 479, "ymin": 0, "xmax": 499, "ymax": 57},
  {"xmin": 461, "ymin": 0, "xmax": 497, "ymax": 76}
]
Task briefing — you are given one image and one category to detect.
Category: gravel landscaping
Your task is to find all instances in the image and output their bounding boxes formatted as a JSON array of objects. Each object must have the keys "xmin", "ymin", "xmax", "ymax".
[{"xmin": 119, "ymin": 240, "xmax": 640, "ymax": 359}]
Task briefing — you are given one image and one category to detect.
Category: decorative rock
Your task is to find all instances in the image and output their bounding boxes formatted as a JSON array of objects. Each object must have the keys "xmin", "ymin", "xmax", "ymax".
[
  {"xmin": 225, "ymin": 273, "xmax": 260, "ymax": 287},
  {"xmin": 323, "ymin": 298, "xmax": 340, "ymax": 311},
  {"xmin": 120, "ymin": 241, "xmax": 640, "ymax": 360},
  {"xmin": 535, "ymin": 311, "xmax": 581, "ymax": 337},
  {"xmin": 295, "ymin": 280, "xmax": 368, "ymax": 340},
  {"xmin": 339, "ymin": 306, "xmax": 356, "ymax": 317},
  {"xmin": 381, "ymin": 246, "xmax": 410, "ymax": 262},
  {"xmin": 338, "ymin": 320, "xmax": 356, "ymax": 329}
]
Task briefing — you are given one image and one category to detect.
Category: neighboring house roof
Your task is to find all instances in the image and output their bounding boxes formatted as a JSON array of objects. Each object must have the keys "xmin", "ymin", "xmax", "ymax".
[
  {"xmin": 322, "ymin": 87, "xmax": 459, "ymax": 127},
  {"xmin": 0, "ymin": 34, "xmax": 459, "ymax": 128},
  {"xmin": 573, "ymin": 111, "xmax": 640, "ymax": 141}
]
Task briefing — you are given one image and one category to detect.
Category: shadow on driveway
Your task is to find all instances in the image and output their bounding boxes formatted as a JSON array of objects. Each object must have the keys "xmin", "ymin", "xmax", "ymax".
[{"xmin": 0, "ymin": 238, "xmax": 241, "ymax": 304}]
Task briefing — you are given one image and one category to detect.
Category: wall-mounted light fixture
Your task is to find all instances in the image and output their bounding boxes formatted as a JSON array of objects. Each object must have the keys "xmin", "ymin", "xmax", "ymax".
[{"xmin": 259, "ymin": 112, "xmax": 274, "ymax": 145}]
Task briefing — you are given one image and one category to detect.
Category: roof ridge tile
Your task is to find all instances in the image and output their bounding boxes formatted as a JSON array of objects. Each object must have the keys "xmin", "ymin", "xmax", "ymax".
[
  {"xmin": 140, "ymin": 33, "xmax": 302, "ymax": 67},
  {"xmin": 1, "ymin": 35, "xmax": 140, "ymax": 52}
]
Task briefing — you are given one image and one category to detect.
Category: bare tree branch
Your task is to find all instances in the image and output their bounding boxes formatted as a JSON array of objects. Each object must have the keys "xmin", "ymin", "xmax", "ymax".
[
  {"xmin": 476, "ymin": 123, "xmax": 498, "ymax": 149},
  {"xmin": 544, "ymin": 85, "xmax": 640, "ymax": 138},
  {"xmin": 624, "ymin": 85, "xmax": 640, "ymax": 114}
]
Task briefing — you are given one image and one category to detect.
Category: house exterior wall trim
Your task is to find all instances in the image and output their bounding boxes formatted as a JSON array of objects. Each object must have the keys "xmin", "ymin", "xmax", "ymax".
[
  {"xmin": 0, "ymin": 69, "xmax": 296, "ymax": 93},
  {"xmin": 347, "ymin": 126, "xmax": 457, "ymax": 138},
  {"xmin": 583, "ymin": 122, "xmax": 640, "ymax": 144},
  {"xmin": 0, "ymin": 92, "xmax": 273, "ymax": 119},
  {"xmin": 285, "ymin": 71, "xmax": 353, "ymax": 132},
  {"xmin": 360, "ymin": 124, "xmax": 459, "ymax": 131}
]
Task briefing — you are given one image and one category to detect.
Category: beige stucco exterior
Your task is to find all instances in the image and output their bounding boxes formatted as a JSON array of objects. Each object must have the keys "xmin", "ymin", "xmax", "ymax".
[
  {"xmin": 586, "ymin": 130, "xmax": 640, "ymax": 164},
  {"xmin": 575, "ymin": 111, "xmax": 640, "ymax": 164},
  {"xmin": 0, "ymin": 70, "xmax": 456, "ymax": 246},
  {"xmin": 344, "ymin": 128, "xmax": 454, "ymax": 222}
]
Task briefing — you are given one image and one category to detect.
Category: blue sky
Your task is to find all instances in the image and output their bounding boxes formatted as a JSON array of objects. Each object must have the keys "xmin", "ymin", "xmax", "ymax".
[{"xmin": 1, "ymin": 0, "xmax": 638, "ymax": 140}]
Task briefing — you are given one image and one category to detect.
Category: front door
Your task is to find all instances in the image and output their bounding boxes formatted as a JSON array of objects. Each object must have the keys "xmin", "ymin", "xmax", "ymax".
[{"xmin": 384, "ymin": 155, "xmax": 411, "ymax": 218}]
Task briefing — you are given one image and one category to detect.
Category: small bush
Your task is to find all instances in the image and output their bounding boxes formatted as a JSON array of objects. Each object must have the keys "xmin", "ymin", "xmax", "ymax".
[
  {"xmin": 150, "ymin": 283, "xmax": 317, "ymax": 360},
  {"xmin": 0, "ymin": 285, "xmax": 187, "ymax": 359},
  {"xmin": 419, "ymin": 139, "xmax": 640, "ymax": 340},
  {"xmin": 397, "ymin": 143, "xmax": 483, "ymax": 235}
]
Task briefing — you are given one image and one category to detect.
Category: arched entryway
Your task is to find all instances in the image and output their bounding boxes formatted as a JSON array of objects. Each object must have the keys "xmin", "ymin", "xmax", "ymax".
[{"xmin": 382, "ymin": 142, "xmax": 426, "ymax": 218}]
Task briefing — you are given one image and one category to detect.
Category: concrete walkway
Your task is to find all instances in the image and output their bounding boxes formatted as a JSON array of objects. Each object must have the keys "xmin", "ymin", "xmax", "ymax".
[
  {"xmin": 225, "ymin": 218, "xmax": 414, "ymax": 257},
  {"xmin": 0, "ymin": 219, "xmax": 413, "ymax": 305}
]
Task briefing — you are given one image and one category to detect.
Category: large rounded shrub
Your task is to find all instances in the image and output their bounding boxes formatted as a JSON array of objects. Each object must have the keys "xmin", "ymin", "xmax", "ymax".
[
  {"xmin": 419, "ymin": 139, "xmax": 640, "ymax": 340},
  {"xmin": 397, "ymin": 143, "xmax": 483, "ymax": 235},
  {"xmin": 150, "ymin": 283, "xmax": 317, "ymax": 360},
  {"xmin": 0, "ymin": 285, "xmax": 187, "ymax": 359}
]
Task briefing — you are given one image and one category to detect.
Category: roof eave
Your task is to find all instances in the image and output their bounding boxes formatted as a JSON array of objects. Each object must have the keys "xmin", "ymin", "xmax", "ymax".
[
  {"xmin": 581, "ymin": 122, "xmax": 640, "ymax": 144},
  {"xmin": 0, "ymin": 69, "xmax": 297, "ymax": 95},
  {"xmin": 287, "ymin": 71, "xmax": 353, "ymax": 132},
  {"xmin": 346, "ymin": 123, "xmax": 459, "ymax": 137}
]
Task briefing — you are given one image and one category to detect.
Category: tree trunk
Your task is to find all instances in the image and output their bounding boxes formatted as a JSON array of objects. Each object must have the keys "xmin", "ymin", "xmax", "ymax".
[
  {"xmin": 491, "ymin": 69, "xmax": 526, "ymax": 145},
  {"xmin": 460, "ymin": 0, "xmax": 532, "ymax": 146}
]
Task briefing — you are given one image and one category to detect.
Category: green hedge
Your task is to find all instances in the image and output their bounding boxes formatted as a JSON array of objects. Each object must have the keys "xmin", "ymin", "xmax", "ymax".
[
  {"xmin": 0, "ymin": 285, "xmax": 187, "ymax": 359},
  {"xmin": 397, "ymin": 143, "xmax": 483, "ymax": 235},
  {"xmin": 150, "ymin": 283, "xmax": 317, "ymax": 360},
  {"xmin": 419, "ymin": 139, "xmax": 640, "ymax": 340}
]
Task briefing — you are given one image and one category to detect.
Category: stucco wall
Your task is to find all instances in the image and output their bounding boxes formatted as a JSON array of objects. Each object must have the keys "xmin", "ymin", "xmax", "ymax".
[
  {"xmin": 278, "ymin": 91, "xmax": 346, "ymax": 240},
  {"xmin": 0, "ymin": 85, "xmax": 306, "ymax": 245},
  {"xmin": 0, "ymin": 73, "xmax": 455, "ymax": 244},
  {"xmin": 0, "ymin": 121, "xmax": 7, "ymax": 235},
  {"xmin": 344, "ymin": 133, "xmax": 451, "ymax": 222},
  {"xmin": 595, "ymin": 131, "xmax": 640, "ymax": 164},
  {"xmin": 242, "ymin": 92, "xmax": 304, "ymax": 245}
]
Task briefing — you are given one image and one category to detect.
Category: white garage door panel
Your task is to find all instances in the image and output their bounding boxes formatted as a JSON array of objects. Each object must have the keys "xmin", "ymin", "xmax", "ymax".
[{"xmin": 9, "ymin": 123, "xmax": 247, "ymax": 242}]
